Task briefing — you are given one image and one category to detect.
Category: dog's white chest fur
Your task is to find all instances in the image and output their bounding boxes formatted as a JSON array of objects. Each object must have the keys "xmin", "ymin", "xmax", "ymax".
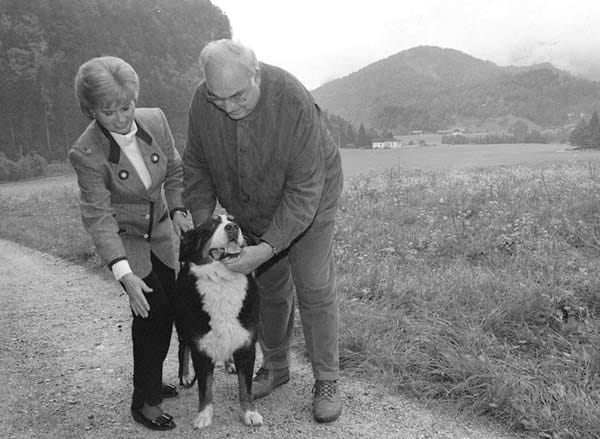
[{"xmin": 190, "ymin": 262, "xmax": 251, "ymax": 362}]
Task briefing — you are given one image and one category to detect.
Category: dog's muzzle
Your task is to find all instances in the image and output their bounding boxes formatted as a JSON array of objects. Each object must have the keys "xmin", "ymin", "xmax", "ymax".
[{"xmin": 209, "ymin": 247, "xmax": 241, "ymax": 261}]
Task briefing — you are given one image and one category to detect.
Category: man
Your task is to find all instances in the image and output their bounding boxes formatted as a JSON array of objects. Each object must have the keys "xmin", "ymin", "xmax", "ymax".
[{"xmin": 182, "ymin": 39, "xmax": 344, "ymax": 423}]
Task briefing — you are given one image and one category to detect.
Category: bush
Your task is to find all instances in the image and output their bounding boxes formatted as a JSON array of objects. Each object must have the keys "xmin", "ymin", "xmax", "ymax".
[
  {"xmin": 0, "ymin": 153, "xmax": 49, "ymax": 181},
  {"xmin": 29, "ymin": 153, "xmax": 48, "ymax": 177},
  {"xmin": 7, "ymin": 159, "xmax": 21, "ymax": 180},
  {"xmin": 0, "ymin": 153, "xmax": 10, "ymax": 181}
]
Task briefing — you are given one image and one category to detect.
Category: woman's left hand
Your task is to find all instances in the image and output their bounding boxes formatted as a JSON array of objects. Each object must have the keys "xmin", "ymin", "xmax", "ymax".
[
  {"xmin": 222, "ymin": 242, "xmax": 274, "ymax": 274},
  {"xmin": 172, "ymin": 210, "xmax": 192, "ymax": 237}
]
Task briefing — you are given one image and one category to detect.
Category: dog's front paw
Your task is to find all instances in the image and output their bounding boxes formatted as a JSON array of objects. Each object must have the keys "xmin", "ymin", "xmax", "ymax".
[
  {"xmin": 242, "ymin": 410, "xmax": 263, "ymax": 426},
  {"xmin": 193, "ymin": 405, "xmax": 213, "ymax": 429}
]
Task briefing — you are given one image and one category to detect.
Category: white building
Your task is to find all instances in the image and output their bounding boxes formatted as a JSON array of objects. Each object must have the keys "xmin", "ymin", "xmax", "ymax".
[{"xmin": 372, "ymin": 139, "xmax": 402, "ymax": 149}]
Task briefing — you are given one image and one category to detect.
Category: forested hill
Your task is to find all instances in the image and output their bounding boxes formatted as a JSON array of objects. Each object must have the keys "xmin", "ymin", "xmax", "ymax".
[
  {"xmin": 0, "ymin": 0, "xmax": 230, "ymax": 161},
  {"xmin": 311, "ymin": 46, "xmax": 600, "ymax": 133}
]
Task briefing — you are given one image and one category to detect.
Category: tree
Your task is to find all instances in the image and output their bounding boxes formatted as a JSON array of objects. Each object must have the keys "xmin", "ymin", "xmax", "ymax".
[
  {"xmin": 589, "ymin": 111, "xmax": 600, "ymax": 148},
  {"xmin": 345, "ymin": 124, "xmax": 356, "ymax": 146},
  {"xmin": 357, "ymin": 123, "xmax": 370, "ymax": 147},
  {"xmin": 509, "ymin": 120, "xmax": 529, "ymax": 142},
  {"xmin": 569, "ymin": 117, "xmax": 590, "ymax": 148}
]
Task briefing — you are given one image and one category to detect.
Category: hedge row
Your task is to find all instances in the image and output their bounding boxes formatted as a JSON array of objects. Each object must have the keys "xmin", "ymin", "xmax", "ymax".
[{"xmin": 0, "ymin": 153, "xmax": 48, "ymax": 182}]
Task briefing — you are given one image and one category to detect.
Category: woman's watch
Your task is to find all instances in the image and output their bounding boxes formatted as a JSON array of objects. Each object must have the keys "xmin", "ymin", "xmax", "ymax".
[{"xmin": 170, "ymin": 208, "xmax": 187, "ymax": 219}]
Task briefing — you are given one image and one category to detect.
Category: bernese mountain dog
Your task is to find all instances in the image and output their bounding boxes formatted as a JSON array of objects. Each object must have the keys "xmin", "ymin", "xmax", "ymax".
[{"xmin": 175, "ymin": 214, "xmax": 262, "ymax": 429}]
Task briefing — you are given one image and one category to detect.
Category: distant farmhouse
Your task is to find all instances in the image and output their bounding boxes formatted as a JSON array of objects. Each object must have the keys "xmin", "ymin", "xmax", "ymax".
[
  {"xmin": 436, "ymin": 128, "xmax": 465, "ymax": 135},
  {"xmin": 372, "ymin": 138, "xmax": 402, "ymax": 149}
]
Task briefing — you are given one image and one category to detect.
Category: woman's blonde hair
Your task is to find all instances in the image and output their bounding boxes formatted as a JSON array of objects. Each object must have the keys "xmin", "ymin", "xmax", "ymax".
[{"xmin": 74, "ymin": 56, "xmax": 139, "ymax": 119}]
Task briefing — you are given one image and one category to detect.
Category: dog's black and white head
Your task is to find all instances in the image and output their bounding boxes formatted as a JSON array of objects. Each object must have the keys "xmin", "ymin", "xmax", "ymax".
[{"xmin": 180, "ymin": 214, "xmax": 246, "ymax": 265}]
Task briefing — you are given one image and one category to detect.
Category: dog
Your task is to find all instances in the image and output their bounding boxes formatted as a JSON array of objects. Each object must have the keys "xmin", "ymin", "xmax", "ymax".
[{"xmin": 175, "ymin": 214, "xmax": 262, "ymax": 429}]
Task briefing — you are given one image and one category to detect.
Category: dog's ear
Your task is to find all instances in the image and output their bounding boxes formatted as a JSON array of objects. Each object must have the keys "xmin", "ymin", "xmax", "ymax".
[{"xmin": 179, "ymin": 217, "xmax": 219, "ymax": 263}]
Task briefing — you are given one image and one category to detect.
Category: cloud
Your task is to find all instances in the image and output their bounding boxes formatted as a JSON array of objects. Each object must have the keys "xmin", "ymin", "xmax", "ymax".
[{"xmin": 506, "ymin": 39, "xmax": 600, "ymax": 81}]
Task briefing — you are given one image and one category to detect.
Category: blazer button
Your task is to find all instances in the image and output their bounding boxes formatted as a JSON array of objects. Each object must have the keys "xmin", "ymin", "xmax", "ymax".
[
  {"xmin": 145, "ymin": 214, "xmax": 150, "ymax": 220},
  {"xmin": 143, "ymin": 233, "xmax": 149, "ymax": 239}
]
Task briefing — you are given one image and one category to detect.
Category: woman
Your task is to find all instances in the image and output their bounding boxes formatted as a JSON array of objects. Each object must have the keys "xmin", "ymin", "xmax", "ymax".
[{"xmin": 69, "ymin": 56, "xmax": 190, "ymax": 431}]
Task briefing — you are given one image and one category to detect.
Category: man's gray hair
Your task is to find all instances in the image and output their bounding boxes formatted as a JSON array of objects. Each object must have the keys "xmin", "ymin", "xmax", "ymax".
[{"xmin": 199, "ymin": 39, "xmax": 259, "ymax": 77}]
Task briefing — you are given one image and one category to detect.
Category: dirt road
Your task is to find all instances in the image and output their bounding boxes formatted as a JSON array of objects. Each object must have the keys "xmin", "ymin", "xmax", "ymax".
[{"xmin": 0, "ymin": 238, "xmax": 527, "ymax": 438}]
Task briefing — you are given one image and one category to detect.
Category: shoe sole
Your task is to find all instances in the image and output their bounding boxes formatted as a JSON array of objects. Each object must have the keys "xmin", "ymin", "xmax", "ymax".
[
  {"xmin": 313, "ymin": 406, "xmax": 343, "ymax": 423},
  {"xmin": 252, "ymin": 374, "xmax": 290, "ymax": 399}
]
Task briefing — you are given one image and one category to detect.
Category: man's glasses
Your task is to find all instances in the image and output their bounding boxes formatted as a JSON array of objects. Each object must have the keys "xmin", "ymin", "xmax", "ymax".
[{"xmin": 206, "ymin": 89, "xmax": 249, "ymax": 105}]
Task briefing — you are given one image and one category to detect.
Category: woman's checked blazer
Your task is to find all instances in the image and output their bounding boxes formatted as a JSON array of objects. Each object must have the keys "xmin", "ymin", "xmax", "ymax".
[{"xmin": 69, "ymin": 107, "xmax": 185, "ymax": 278}]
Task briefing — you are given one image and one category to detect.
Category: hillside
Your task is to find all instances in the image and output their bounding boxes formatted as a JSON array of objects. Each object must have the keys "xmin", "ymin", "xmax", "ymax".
[{"xmin": 311, "ymin": 46, "xmax": 600, "ymax": 133}]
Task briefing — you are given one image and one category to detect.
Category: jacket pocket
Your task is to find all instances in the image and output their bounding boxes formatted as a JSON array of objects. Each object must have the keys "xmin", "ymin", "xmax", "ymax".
[{"xmin": 113, "ymin": 203, "xmax": 151, "ymax": 236}]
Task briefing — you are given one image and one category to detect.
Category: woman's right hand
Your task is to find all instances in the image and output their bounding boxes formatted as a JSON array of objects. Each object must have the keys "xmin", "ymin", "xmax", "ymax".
[{"xmin": 120, "ymin": 272, "xmax": 153, "ymax": 318}]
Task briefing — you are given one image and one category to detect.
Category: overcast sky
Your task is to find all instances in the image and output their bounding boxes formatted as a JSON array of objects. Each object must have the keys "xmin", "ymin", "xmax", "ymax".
[{"xmin": 211, "ymin": 0, "xmax": 600, "ymax": 90}]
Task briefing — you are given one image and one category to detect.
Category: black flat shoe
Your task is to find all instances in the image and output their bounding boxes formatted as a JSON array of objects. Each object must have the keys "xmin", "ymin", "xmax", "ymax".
[
  {"xmin": 131, "ymin": 408, "xmax": 176, "ymax": 431},
  {"xmin": 161, "ymin": 383, "xmax": 179, "ymax": 398}
]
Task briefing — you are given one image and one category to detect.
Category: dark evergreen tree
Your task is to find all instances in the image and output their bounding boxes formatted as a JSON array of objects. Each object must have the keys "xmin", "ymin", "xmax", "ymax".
[
  {"xmin": 589, "ymin": 111, "xmax": 600, "ymax": 148},
  {"xmin": 357, "ymin": 123, "xmax": 370, "ymax": 147},
  {"xmin": 569, "ymin": 117, "xmax": 590, "ymax": 147},
  {"xmin": 345, "ymin": 124, "xmax": 356, "ymax": 146}
]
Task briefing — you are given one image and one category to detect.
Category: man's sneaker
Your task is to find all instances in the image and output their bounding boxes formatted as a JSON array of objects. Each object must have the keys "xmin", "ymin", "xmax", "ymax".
[
  {"xmin": 252, "ymin": 367, "xmax": 290, "ymax": 399},
  {"xmin": 312, "ymin": 380, "xmax": 342, "ymax": 423}
]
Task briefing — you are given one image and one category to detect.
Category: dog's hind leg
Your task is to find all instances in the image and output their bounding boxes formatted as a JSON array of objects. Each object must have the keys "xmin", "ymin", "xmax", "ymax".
[
  {"xmin": 191, "ymin": 350, "xmax": 215, "ymax": 429},
  {"xmin": 233, "ymin": 345, "xmax": 263, "ymax": 426},
  {"xmin": 178, "ymin": 343, "xmax": 197, "ymax": 388}
]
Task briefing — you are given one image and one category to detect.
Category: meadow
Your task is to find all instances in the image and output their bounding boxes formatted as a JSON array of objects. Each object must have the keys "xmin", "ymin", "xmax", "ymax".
[{"xmin": 2, "ymin": 144, "xmax": 600, "ymax": 438}]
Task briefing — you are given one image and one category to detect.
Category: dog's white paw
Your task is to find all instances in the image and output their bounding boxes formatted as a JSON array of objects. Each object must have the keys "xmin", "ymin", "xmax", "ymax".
[
  {"xmin": 193, "ymin": 405, "xmax": 213, "ymax": 429},
  {"xmin": 243, "ymin": 410, "xmax": 263, "ymax": 426},
  {"xmin": 180, "ymin": 373, "xmax": 195, "ymax": 387}
]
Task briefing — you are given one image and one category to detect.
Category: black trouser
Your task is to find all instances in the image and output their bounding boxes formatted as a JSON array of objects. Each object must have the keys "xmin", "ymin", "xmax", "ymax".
[{"xmin": 127, "ymin": 253, "xmax": 175, "ymax": 409}]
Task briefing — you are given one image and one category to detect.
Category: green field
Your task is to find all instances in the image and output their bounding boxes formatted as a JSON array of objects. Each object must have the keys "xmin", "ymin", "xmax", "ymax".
[
  {"xmin": 3, "ymin": 145, "xmax": 600, "ymax": 437},
  {"xmin": 341, "ymin": 143, "xmax": 600, "ymax": 177}
]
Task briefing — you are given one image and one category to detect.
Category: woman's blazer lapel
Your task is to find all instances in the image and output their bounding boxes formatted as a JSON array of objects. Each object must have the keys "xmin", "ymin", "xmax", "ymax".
[
  {"xmin": 96, "ymin": 121, "xmax": 156, "ymax": 201},
  {"xmin": 135, "ymin": 118, "xmax": 167, "ymax": 196}
]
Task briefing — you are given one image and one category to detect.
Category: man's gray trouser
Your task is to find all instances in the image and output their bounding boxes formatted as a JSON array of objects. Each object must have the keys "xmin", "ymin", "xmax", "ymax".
[{"xmin": 256, "ymin": 216, "xmax": 339, "ymax": 381}]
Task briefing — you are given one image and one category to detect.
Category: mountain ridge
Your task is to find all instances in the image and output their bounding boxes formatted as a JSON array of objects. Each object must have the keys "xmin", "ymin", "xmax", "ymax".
[{"xmin": 311, "ymin": 46, "xmax": 600, "ymax": 134}]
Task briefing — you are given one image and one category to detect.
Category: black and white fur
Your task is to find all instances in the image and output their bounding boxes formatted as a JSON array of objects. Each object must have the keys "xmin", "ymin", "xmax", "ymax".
[{"xmin": 175, "ymin": 214, "xmax": 262, "ymax": 429}]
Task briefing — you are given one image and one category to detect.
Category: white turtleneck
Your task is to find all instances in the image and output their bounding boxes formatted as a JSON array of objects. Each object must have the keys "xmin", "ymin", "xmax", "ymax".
[
  {"xmin": 110, "ymin": 121, "xmax": 152, "ymax": 281},
  {"xmin": 111, "ymin": 121, "xmax": 152, "ymax": 189}
]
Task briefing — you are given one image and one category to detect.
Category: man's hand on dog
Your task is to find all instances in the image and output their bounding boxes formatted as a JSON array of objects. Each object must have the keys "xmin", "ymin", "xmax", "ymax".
[
  {"xmin": 121, "ymin": 273, "xmax": 153, "ymax": 318},
  {"xmin": 222, "ymin": 242, "xmax": 274, "ymax": 274}
]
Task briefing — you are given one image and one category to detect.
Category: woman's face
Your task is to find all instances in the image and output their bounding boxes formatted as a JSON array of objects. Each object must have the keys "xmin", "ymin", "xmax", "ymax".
[{"xmin": 94, "ymin": 100, "xmax": 136, "ymax": 134}]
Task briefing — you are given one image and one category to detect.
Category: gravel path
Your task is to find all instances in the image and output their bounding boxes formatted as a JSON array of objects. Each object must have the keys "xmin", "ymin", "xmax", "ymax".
[{"xmin": 0, "ymin": 238, "xmax": 529, "ymax": 438}]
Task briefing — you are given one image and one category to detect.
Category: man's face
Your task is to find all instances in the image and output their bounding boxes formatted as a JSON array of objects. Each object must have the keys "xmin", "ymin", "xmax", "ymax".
[{"xmin": 205, "ymin": 64, "xmax": 260, "ymax": 120}]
